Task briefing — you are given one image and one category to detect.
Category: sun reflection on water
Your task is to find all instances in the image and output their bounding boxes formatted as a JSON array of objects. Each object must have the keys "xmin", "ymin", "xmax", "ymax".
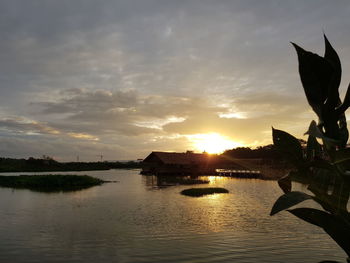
[
  {"xmin": 203, "ymin": 175, "xmax": 230, "ymax": 185},
  {"xmin": 186, "ymin": 176, "xmax": 235, "ymax": 234}
]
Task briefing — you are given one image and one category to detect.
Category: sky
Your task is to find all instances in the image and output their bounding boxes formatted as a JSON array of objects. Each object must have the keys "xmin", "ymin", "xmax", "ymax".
[{"xmin": 1, "ymin": 0, "xmax": 350, "ymax": 161}]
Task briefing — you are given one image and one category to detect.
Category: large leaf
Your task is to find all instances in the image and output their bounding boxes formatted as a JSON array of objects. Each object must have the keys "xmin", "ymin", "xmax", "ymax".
[
  {"xmin": 324, "ymin": 34, "xmax": 341, "ymax": 109},
  {"xmin": 305, "ymin": 120, "xmax": 337, "ymax": 142},
  {"xmin": 307, "ymin": 167, "xmax": 333, "ymax": 194},
  {"xmin": 337, "ymin": 83, "xmax": 350, "ymax": 114},
  {"xmin": 304, "ymin": 120, "xmax": 339, "ymax": 150},
  {"xmin": 306, "ymin": 133, "xmax": 322, "ymax": 161},
  {"xmin": 288, "ymin": 208, "xmax": 350, "ymax": 256},
  {"xmin": 272, "ymin": 128, "xmax": 303, "ymax": 166},
  {"xmin": 270, "ymin": 191, "xmax": 312, "ymax": 216},
  {"xmin": 344, "ymin": 83, "xmax": 350, "ymax": 109},
  {"xmin": 329, "ymin": 175, "xmax": 350, "ymax": 214},
  {"xmin": 331, "ymin": 148, "xmax": 350, "ymax": 164},
  {"xmin": 307, "ymin": 168, "xmax": 334, "ymax": 213},
  {"xmin": 292, "ymin": 42, "xmax": 334, "ymax": 118},
  {"xmin": 277, "ymin": 170, "xmax": 310, "ymax": 193},
  {"xmin": 278, "ymin": 173, "xmax": 292, "ymax": 193},
  {"xmin": 337, "ymin": 113, "xmax": 349, "ymax": 149},
  {"xmin": 307, "ymin": 159, "xmax": 334, "ymax": 170}
]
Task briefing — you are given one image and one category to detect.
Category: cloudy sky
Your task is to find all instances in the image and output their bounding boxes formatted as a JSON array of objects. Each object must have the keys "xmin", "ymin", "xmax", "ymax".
[{"xmin": 0, "ymin": 1, "xmax": 350, "ymax": 161}]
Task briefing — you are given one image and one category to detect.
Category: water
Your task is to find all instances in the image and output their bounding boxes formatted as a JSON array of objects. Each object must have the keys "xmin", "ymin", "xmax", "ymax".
[{"xmin": 0, "ymin": 169, "xmax": 347, "ymax": 263}]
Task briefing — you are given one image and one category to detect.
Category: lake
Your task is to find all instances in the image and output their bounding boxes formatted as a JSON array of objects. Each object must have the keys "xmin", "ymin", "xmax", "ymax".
[{"xmin": 0, "ymin": 169, "xmax": 346, "ymax": 263}]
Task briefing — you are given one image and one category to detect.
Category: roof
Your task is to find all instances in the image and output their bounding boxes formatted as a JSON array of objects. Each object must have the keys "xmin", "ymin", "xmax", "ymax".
[
  {"xmin": 143, "ymin": 151, "xmax": 249, "ymax": 170},
  {"xmin": 143, "ymin": 151, "xmax": 212, "ymax": 165}
]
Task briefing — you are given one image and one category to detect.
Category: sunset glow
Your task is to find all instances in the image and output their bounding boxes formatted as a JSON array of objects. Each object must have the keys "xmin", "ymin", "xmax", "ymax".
[
  {"xmin": 188, "ymin": 133, "xmax": 243, "ymax": 154},
  {"xmin": 0, "ymin": 1, "xmax": 348, "ymax": 163}
]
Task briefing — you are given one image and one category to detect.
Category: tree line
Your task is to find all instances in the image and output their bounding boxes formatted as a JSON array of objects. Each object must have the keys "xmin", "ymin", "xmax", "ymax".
[{"xmin": 0, "ymin": 157, "xmax": 141, "ymax": 172}]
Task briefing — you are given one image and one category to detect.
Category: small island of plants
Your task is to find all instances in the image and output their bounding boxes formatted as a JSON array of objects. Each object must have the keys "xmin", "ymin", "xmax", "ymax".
[
  {"xmin": 180, "ymin": 187, "xmax": 229, "ymax": 197},
  {"xmin": 0, "ymin": 174, "xmax": 106, "ymax": 192}
]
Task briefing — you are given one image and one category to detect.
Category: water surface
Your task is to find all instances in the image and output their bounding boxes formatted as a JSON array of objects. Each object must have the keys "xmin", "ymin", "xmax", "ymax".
[{"xmin": 0, "ymin": 169, "xmax": 346, "ymax": 263}]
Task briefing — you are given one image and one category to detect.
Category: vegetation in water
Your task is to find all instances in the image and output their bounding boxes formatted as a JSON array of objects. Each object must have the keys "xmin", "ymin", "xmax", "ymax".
[
  {"xmin": 0, "ymin": 174, "xmax": 105, "ymax": 192},
  {"xmin": 270, "ymin": 35, "xmax": 350, "ymax": 263},
  {"xmin": 181, "ymin": 187, "xmax": 229, "ymax": 197}
]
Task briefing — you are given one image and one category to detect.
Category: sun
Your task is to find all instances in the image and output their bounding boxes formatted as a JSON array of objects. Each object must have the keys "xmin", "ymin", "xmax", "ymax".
[{"xmin": 188, "ymin": 133, "xmax": 243, "ymax": 154}]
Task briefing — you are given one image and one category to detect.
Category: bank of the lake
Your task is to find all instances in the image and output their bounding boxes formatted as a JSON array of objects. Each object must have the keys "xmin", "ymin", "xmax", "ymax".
[{"xmin": 0, "ymin": 169, "xmax": 346, "ymax": 263}]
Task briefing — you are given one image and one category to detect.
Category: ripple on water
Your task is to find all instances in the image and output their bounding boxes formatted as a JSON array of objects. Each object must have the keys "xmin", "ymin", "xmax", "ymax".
[{"xmin": 0, "ymin": 170, "xmax": 347, "ymax": 263}]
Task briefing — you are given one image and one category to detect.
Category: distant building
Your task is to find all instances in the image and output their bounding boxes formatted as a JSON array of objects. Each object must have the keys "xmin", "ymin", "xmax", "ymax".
[{"xmin": 141, "ymin": 151, "xmax": 245, "ymax": 176}]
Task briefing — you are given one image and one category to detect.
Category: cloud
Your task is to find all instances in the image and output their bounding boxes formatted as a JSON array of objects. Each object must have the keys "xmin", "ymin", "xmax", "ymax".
[
  {"xmin": 0, "ymin": 117, "xmax": 61, "ymax": 135},
  {"xmin": 1, "ymin": 85, "xmax": 312, "ymax": 160},
  {"xmin": 33, "ymin": 88, "xmax": 224, "ymax": 135},
  {"xmin": 0, "ymin": 117, "xmax": 100, "ymax": 142},
  {"xmin": 30, "ymin": 87, "xmax": 311, "ymax": 151},
  {"xmin": 0, "ymin": 1, "xmax": 350, "ymax": 160}
]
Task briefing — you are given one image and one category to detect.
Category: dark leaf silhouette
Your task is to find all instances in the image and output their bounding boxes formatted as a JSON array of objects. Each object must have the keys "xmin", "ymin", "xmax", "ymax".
[
  {"xmin": 306, "ymin": 133, "xmax": 322, "ymax": 161},
  {"xmin": 270, "ymin": 191, "xmax": 312, "ymax": 216},
  {"xmin": 292, "ymin": 42, "xmax": 333, "ymax": 118},
  {"xmin": 278, "ymin": 173, "xmax": 292, "ymax": 193},
  {"xmin": 288, "ymin": 208, "xmax": 350, "ymax": 254},
  {"xmin": 337, "ymin": 83, "xmax": 350, "ymax": 115},
  {"xmin": 292, "ymin": 37, "xmax": 348, "ymax": 148},
  {"xmin": 323, "ymin": 34, "xmax": 341, "ymax": 109},
  {"xmin": 272, "ymin": 128, "xmax": 303, "ymax": 166},
  {"xmin": 272, "ymin": 36, "xmax": 350, "ymax": 261}
]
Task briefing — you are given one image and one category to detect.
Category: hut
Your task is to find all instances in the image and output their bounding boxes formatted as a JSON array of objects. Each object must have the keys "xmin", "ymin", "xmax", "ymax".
[{"xmin": 141, "ymin": 151, "xmax": 246, "ymax": 176}]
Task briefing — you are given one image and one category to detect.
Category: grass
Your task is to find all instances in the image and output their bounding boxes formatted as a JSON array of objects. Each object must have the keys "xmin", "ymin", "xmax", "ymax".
[
  {"xmin": 180, "ymin": 187, "xmax": 229, "ymax": 197},
  {"xmin": 0, "ymin": 174, "xmax": 105, "ymax": 192}
]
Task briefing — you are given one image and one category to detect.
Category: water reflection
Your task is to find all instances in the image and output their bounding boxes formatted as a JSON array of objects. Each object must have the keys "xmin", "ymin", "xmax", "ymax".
[
  {"xmin": 143, "ymin": 175, "xmax": 209, "ymax": 189},
  {"xmin": 0, "ymin": 169, "xmax": 346, "ymax": 263},
  {"xmin": 142, "ymin": 174, "xmax": 257, "ymax": 189}
]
